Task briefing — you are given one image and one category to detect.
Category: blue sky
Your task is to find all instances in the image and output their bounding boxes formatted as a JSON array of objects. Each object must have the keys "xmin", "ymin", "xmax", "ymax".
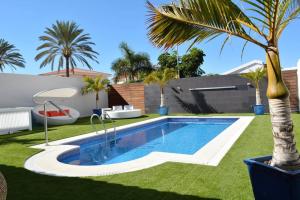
[{"xmin": 1, "ymin": 0, "xmax": 300, "ymax": 75}]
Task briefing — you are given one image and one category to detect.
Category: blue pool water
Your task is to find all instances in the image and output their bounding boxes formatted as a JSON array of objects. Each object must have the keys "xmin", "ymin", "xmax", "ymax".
[{"xmin": 58, "ymin": 118, "xmax": 237, "ymax": 166}]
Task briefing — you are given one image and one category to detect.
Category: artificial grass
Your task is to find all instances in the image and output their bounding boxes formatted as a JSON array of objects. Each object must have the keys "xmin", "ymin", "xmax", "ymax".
[{"xmin": 0, "ymin": 113, "xmax": 299, "ymax": 200}]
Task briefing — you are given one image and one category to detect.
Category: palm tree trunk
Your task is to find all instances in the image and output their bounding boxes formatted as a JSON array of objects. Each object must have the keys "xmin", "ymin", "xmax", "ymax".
[
  {"xmin": 65, "ymin": 56, "xmax": 70, "ymax": 77},
  {"xmin": 256, "ymin": 87, "xmax": 262, "ymax": 105},
  {"xmin": 0, "ymin": 171, "xmax": 7, "ymax": 200},
  {"xmin": 160, "ymin": 87, "xmax": 165, "ymax": 107},
  {"xmin": 96, "ymin": 92, "xmax": 99, "ymax": 109},
  {"xmin": 266, "ymin": 46, "xmax": 300, "ymax": 170}
]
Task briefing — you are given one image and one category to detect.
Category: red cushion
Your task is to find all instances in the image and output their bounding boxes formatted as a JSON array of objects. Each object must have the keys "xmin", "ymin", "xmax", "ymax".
[
  {"xmin": 57, "ymin": 110, "xmax": 70, "ymax": 116},
  {"xmin": 38, "ymin": 111, "xmax": 47, "ymax": 116},
  {"xmin": 38, "ymin": 109, "xmax": 70, "ymax": 117}
]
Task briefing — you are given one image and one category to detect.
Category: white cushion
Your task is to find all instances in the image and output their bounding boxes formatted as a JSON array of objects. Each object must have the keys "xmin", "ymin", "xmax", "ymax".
[
  {"xmin": 112, "ymin": 106, "xmax": 123, "ymax": 111},
  {"xmin": 124, "ymin": 105, "xmax": 134, "ymax": 110}
]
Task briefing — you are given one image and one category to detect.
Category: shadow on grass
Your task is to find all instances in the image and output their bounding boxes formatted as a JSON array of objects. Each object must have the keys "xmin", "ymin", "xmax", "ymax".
[
  {"xmin": 0, "ymin": 137, "xmax": 44, "ymax": 146},
  {"xmin": 0, "ymin": 115, "xmax": 152, "ymax": 140},
  {"xmin": 0, "ymin": 127, "xmax": 48, "ymax": 139},
  {"xmin": 0, "ymin": 117, "xmax": 94, "ymax": 140},
  {"xmin": 0, "ymin": 165, "xmax": 220, "ymax": 200},
  {"xmin": 0, "ymin": 115, "xmax": 155, "ymax": 148},
  {"xmin": 0, "ymin": 126, "xmax": 58, "ymax": 146}
]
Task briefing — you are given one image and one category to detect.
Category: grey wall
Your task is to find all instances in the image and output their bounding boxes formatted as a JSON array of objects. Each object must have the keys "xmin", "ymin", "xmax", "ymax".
[
  {"xmin": 145, "ymin": 74, "xmax": 268, "ymax": 113},
  {"xmin": 0, "ymin": 73, "xmax": 108, "ymax": 117}
]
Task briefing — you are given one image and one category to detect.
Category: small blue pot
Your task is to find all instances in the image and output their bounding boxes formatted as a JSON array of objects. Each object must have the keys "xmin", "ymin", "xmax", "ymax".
[
  {"xmin": 158, "ymin": 106, "xmax": 169, "ymax": 115},
  {"xmin": 244, "ymin": 156, "xmax": 300, "ymax": 200},
  {"xmin": 92, "ymin": 109, "xmax": 101, "ymax": 116},
  {"xmin": 253, "ymin": 105, "xmax": 265, "ymax": 115}
]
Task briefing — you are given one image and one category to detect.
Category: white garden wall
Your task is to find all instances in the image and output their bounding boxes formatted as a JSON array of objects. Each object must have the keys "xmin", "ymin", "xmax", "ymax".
[{"xmin": 0, "ymin": 73, "xmax": 108, "ymax": 117}]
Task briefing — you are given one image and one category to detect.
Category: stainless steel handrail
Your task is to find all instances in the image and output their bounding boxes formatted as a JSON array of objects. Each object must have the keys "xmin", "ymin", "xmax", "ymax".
[
  {"xmin": 103, "ymin": 113, "xmax": 117, "ymax": 144},
  {"xmin": 90, "ymin": 113, "xmax": 117, "ymax": 145},
  {"xmin": 90, "ymin": 114, "xmax": 107, "ymax": 144}
]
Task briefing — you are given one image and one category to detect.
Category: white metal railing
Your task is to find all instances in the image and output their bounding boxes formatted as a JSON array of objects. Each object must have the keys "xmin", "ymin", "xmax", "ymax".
[{"xmin": 0, "ymin": 107, "xmax": 32, "ymax": 135}]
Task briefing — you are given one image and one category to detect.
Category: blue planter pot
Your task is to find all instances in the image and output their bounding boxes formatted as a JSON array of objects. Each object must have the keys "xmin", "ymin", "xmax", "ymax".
[
  {"xmin": 244, "ymin": 156, "xmax": 300, "ymax": 200},
  {"xmin": 253, "ymin": 105, "xmax": 265, "ymax": 115},
  {"xmin": 158, "ymin": 106, "xmax": 169, "ymax": 115},
  {"xmin": 92, "ymin": 109, "xmax": 101, "ymax": 116}
]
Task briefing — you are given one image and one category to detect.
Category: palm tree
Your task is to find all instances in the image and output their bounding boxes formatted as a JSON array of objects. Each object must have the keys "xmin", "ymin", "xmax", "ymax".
[
  {"xmin": 35, "ymin": 21, "xmax": 99, "ymax": 77},
  {"xmin": 81, "ymin": 76, "xmax": 110, "ymax": 109},
  {"xmin": 0, "ymin": 39, "xmax": 25, "ymax": 72},
  {"xmin": 241, "ymin": 67, "xmax": 266, "ymax": 105},
  {"xmin": 147, "ymin": 0, "xmax": 300, "ymax": 170},
  {"xmin": 112, "ymin": 42, "xmax": 153, "ymax": 83},
  {"xmin": 111, "ymin": 58, "xmax": 130, "ymax": 83},
  {"xmin": 144, "ymin": 68, "xmax": 177, "ymax": 107}
]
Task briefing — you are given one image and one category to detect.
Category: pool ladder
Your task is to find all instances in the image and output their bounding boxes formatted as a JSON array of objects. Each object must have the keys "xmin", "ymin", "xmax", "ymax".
[{"xmin": 90, "ymin": 113, "xmax": 117, "ymax": 145}]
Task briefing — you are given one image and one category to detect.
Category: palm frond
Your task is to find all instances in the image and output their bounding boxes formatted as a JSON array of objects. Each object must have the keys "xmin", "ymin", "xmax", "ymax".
[
  {"xmin": 0, "ymin": 39, "xmax": 25, "ymax": 72},
  {"xmin": 144, "ymin": 68, "xmax": 177, "ymax": 88},
  {"xmin": 241, "ymin": 0, "xmax": 300, "ymax": 43},
  {"xmin": 35, "ymin": 21, "xmax": 99, "ymax": 76},
  {"xmin": 111, "ymin": 42, "xmax": 153, "ymax": 82},
  {"xmin": 147, "ymin": 0, "xmax": 267, "ymax": 50},
  {"xmin": 82, "ymin": 75, "xmax": 110, "ymax": 95},
  {"xmin": 242, "ymin": 0, "xmax": 276, "ymax": 30},
  {"xmin": 276, "ymin": 0, "xmax": 300, "ymax": 38},
  {"xmin": 240, "ymin": 67, "xmax": 266, "ymax": 88}
]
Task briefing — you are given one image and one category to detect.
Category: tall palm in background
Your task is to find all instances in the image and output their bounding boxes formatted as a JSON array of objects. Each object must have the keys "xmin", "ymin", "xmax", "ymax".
[
  {"xmin": 112, "ymin": 42, "xmax": 153, "ymax": 83},
  {"xmin": 35, "ymin": 21, "xmax": 99, "ymax": 77},
  {"xmin": 144, "ymin": 68, "xmax": 177, "ymax": 107},
  {"xmin": 147, "ymin": 0, "xmax": 300, "ymax": 169},
  {"xmin": 241, "ymin": 67, "xmax": 266, "ymax": 105},
  {"xmin": 0, "ymin": 39, "xmax": 25, "ymax": 72}
]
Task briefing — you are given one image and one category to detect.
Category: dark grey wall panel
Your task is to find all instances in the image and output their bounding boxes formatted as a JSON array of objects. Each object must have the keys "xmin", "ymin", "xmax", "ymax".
[{"xmin": 145, "ymin": 74, "xmax": 268, "ymax": 114}]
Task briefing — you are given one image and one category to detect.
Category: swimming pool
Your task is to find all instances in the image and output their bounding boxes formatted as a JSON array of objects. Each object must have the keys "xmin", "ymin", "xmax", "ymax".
[
  {"xmin": 58, "ymin": 118, "xmax": 237, "ymax": 166},
  {"xmin": 25, "ymin": 116, "xmax": 254, "ymax": 176}
]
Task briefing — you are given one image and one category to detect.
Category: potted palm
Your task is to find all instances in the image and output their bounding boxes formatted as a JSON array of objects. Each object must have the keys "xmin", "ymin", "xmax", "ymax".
[
  {"xmin": 82, "ymin": 76, "xmax": 110, "ymax": 116},
  {"xmin": 147, "ymin": 0, "xmax": 300, "ymax": 199},
  {"xmin": 144, "ymin": 68, "xmax": 177, "ymax": 115},
  {"xmin": 241, "ymin": 67, "xmax": 266, "ymax": 115}
]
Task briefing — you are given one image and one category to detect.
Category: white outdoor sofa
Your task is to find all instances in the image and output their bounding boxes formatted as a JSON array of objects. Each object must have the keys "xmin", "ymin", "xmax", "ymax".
[{"xmin": 106, "ymin": 105, "xmax": 142, "ymax": 119}]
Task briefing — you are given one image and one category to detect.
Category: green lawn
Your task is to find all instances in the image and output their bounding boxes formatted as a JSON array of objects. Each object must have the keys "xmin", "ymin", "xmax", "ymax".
[{"xmin": 1, "ymin": 113, "xmax": 299, "ymax": 200}]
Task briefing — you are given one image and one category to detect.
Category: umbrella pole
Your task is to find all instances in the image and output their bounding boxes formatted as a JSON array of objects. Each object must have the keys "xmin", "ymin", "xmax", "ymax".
[{"xmin": 44, "ymin": 102, "xmax": 48, "ymax": 146}]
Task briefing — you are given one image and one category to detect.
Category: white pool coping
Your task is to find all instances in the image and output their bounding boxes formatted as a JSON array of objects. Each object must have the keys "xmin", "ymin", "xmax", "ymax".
[{"xmin": 24, "ymin": 116, "xmax": 254, "ymax": 177}]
